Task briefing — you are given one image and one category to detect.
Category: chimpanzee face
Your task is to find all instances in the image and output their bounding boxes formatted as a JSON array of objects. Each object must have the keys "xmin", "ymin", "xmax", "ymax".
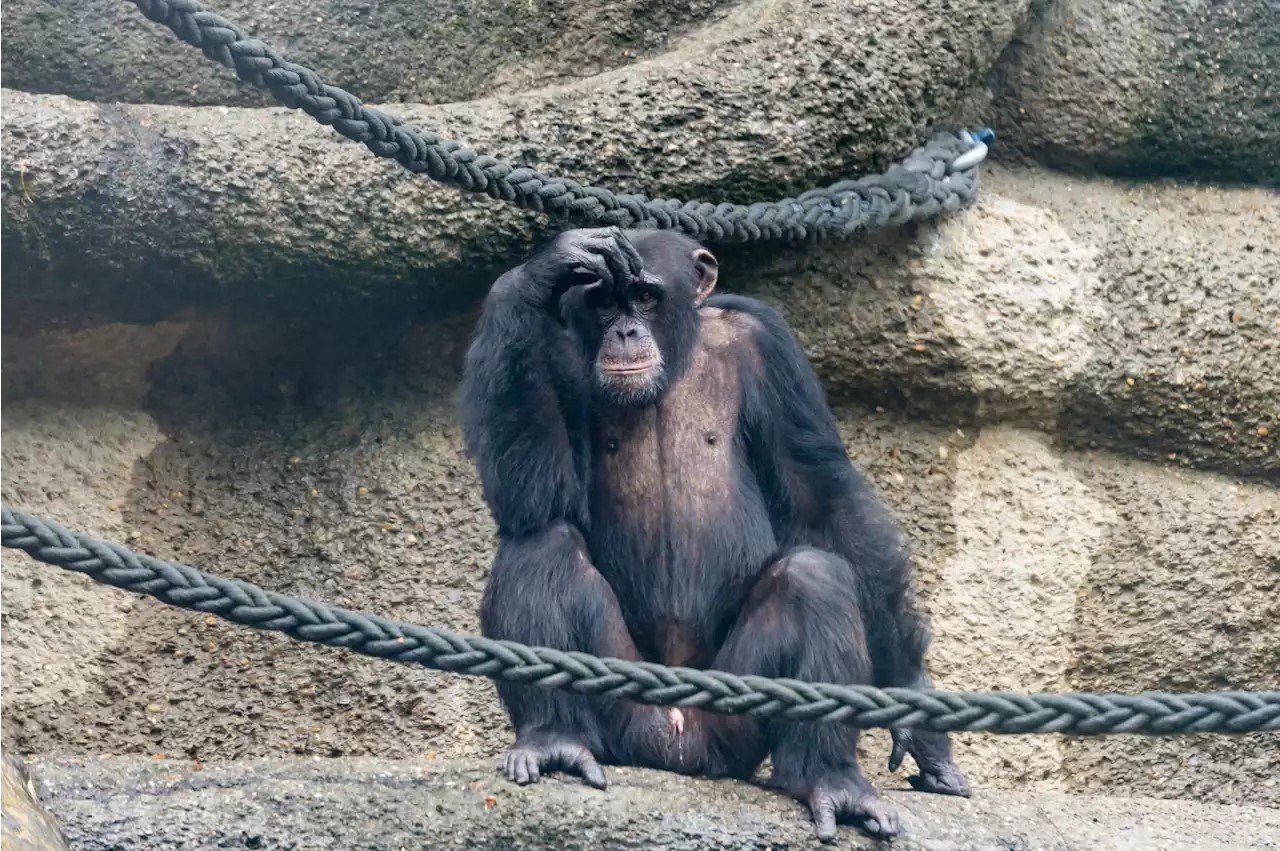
[{"xmin": 564, "ymin": 235, "xmax": 718, "ymax": 409}]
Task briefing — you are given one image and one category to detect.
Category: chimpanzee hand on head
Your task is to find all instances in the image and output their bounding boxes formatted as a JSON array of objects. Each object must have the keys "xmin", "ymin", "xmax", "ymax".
[
  {"xmin": 520, "ymin": 226, "xmax": 646, "ymax": 312},
  {"xmin": 551, "ymin": 230, "xmax": 718, "ymax": 408}
]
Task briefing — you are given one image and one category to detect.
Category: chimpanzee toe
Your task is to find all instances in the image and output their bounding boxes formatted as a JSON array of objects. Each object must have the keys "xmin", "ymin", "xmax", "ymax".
[{"xmin": 908, "ymin": 768, "xmax": 971, "ymax": 798}]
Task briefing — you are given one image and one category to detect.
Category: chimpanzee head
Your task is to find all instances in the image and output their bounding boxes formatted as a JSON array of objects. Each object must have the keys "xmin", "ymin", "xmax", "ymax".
[{"xmin": 563, "ymin": 231, "xmax": 718, "ymax": 408}]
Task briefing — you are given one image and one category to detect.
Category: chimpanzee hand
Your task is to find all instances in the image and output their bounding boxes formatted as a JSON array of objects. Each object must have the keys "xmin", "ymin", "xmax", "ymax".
[
  {"xmin": 801, "ymin": 771, "xmax": 901, "ymax": 842},
  {"xmin": 502, "ymin": 731, "xmax": 608, "ymax": 790},
  {"xmin": 521, "ymin": 226, "xmax": 645, "ymax": 309}
]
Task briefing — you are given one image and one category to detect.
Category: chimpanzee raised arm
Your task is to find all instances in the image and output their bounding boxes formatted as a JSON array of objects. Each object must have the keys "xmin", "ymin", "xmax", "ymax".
[{"xmin": 460, "ymin": 228, "xmax": 645, "ymax": 537}]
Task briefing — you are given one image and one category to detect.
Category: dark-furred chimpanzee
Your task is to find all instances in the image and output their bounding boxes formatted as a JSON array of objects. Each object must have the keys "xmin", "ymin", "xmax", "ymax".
[{"xmin": 460, "ymin": 227, "xmax": 969, "ymax": 841}]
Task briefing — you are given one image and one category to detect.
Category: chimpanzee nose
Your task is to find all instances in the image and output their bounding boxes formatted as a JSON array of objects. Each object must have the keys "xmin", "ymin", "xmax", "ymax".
[{"xmin": 615, "ymin": 328, "xmax": 638, "ymax": 340}]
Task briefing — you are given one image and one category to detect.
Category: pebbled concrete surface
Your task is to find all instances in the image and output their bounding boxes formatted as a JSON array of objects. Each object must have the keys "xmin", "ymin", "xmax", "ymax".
[
  {"xmin": 0, "ymin": 0, "xmax": 734, "ymax": 108},
  {"xmin": 25, "ymin": 756, "xmax": 1280, "ymax": 851},
  {"xmin": 985, "ymin": 0, "xmax": 1280, "ymax": 185}
]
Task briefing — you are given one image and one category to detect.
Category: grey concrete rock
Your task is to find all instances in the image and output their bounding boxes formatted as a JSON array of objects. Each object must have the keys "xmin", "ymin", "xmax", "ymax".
[
  {"xmin": 2, "ymin": 753, "xmax": 70, "ymax": 851},
  {"xmin": 0, "ymin": 0, "xmax": 1031, "ymax": 331},
  {"xmin": 0, "ymin": 0, "xmax": 732, "ymax": 108},
  {"xmin": 25, "ymin": 756, "xmax": 1280, "ymax": 850},
  {"xmin": 985, "ymin": 0, "xmax": 1280, "ymax": 185},
  {"xmin": 2, "ymin": 301, "xmax": 1277, "ymax": 809},
  {"xmin": 729, "ymin": 165, "xmax": 1280, "ymax": 478}
]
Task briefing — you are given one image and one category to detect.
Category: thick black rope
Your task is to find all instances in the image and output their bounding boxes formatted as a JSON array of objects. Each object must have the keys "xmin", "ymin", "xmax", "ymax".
[
  {"xmin": 126, "ymin": 0, "xmax": 990, "ymax": 242},
  {"xmin": 4, "ymin": 505, "xmax": 1277, "ymax": 736}
]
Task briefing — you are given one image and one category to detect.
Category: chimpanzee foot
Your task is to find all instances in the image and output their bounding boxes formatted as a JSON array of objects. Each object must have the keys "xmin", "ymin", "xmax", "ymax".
[
  {"xmin": 503, "ymin": 731, "xmax": 607, "ymax": 790},
  {"xmin": 889, "ymin": 728, "xmax": 971, "ymax": 798},
  {"xmin": 801, "ymin": 771, "xmax": 901, "ymax": 842}
]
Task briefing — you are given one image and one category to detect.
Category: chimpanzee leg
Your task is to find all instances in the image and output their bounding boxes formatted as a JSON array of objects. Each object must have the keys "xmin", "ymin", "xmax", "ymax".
[
  {"xmin": 879, "ymin": 598, "xmax": 970, "ymax": 797},
  {"xmin": 480, "ymin": 521, "xmax": 652, "ymax": 789},
  {"xmin": 886, "ymin": 675, "xmax": 970, "ymax": 797},
  {"xmin": 713, "ymin": 547, "xmax": 900, "ymax": 841}
]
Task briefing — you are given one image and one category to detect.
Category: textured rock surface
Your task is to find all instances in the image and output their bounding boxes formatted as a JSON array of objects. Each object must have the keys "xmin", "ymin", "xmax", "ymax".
[
  {"xmin": 3, "ymin": 264, "xmax": 1277, "ymax": 808},
  {"xmin": 0, "ymin": 0, "xmax": 733, "ymax": 108},
  {"xmin": 714, "ymin": 166, "xmax": 1280, "ymax": 478},
  {"xmin": 2, "ymin": 753, "xmax": 70, "ymax": 851},
  {"xmin": 985, "ymin": 0, "xmax": 1280, "ymax": 184},
  {"xmin": 25, "ymin": 757, "xmax": 1280, "ymax": 851},
  {"xmin": 3, "ymin": 0, "xmax": 1279, "ymax": 836},
  {"xmin": 1, "ymin": 0, "xmax": 1031, "ymax": 331}
]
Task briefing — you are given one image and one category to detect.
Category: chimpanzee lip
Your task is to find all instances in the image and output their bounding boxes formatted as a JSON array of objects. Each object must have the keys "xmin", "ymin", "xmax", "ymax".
[{"xmin": 600, "ymin": 360, "xmax": 658, "ymax": 375}]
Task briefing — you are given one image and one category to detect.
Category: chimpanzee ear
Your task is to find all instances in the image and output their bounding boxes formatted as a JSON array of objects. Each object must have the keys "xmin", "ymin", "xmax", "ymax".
[{"xmin": 692, "ymin": 248, "xmax": 719, "ymax": 306}]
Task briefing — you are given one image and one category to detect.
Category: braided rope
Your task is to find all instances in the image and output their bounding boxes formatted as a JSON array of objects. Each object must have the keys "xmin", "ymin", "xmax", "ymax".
[
  {"xmin": 4, "ymin": 505, "xmax": 1277, "ymax": 735},
  {"xmin": 126, "ymin": 0, "xmax": 989, "ymax": 243}
]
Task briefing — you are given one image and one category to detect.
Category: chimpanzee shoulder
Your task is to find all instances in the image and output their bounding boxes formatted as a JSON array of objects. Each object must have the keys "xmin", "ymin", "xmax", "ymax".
[{"xmin": 700, "ymin": 293, "xmax": 833, "ymax": 416}]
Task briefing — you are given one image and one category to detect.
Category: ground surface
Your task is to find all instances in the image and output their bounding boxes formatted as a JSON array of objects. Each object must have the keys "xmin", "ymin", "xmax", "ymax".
[{"xmin": 26, "ymin": 756, "xmax": 1280, "ymax": 851}]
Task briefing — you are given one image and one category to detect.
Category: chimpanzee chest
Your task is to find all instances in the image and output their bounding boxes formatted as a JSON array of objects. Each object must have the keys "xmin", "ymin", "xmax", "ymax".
[{"xmin": 586, "ymin": 318, "xmax": 777, "ymax": 667}]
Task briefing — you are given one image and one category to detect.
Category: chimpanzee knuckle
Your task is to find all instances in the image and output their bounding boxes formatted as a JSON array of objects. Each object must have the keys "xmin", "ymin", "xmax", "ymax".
[
  {"xmin": 619, "ymin": 238, "xmax": 644, "ymax": 277},
  {"xmin": 601, "ymin": 246, "xmax": 631, "ymax": 283},
  {"xmin": 578, "ymin": 229, "xmax": 615, "ymax": 247},
  {"xmin": 565, "ymin": 248, "xmax": 607, "ymax": 277},
  {"xmin": 588, "ymin": 234, "xmax": 620, "ymax": 256},
  {"xmin": 570, "ymin": 239, "xmax": 609, "ymax": 266}
]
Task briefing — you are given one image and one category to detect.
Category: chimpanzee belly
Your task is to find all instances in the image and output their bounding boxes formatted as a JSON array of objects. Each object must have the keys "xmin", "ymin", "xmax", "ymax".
[{"xmin": 586, "ymin": 323, "xmax": 776, "ymax": 668}]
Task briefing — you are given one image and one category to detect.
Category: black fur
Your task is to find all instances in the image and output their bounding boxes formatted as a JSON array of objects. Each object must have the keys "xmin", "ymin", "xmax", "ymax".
[{"xmin": 460, "ymin": 228, "xmax": 968, "ymax": 840}]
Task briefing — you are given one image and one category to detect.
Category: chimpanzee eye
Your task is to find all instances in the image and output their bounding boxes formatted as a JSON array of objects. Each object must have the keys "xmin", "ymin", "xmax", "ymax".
[{"xmin": 634, "ymin": 290, "xmax": 656, "ymax": 305}]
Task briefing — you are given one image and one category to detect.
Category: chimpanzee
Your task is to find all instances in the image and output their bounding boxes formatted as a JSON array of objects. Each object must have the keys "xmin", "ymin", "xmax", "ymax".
[{"xmin": 460, "ymin": 227, "xmax": 969, "ymax": 841}]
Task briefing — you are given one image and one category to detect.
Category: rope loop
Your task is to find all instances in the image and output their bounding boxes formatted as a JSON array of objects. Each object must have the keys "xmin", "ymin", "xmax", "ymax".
[
  {"xmin": 4, "ymin": 504, "xmax": 1276, "ymax": 737},
  {"xmin": 120, "ymin": 0, "xmax": 990, "ymax": 244}
]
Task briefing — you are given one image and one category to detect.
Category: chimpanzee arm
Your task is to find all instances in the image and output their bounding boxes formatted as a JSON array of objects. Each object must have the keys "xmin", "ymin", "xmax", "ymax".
[
  {"xmin": 460, "ymin": 228, "xmax": 645, "ymax": 538},
  {"xmin": 459, "ymin": 269, "xmax": 591, "ymax": 538},
  {"xmin": 710, "ymin": 294, "xmax": 932, "ymax": 689}
]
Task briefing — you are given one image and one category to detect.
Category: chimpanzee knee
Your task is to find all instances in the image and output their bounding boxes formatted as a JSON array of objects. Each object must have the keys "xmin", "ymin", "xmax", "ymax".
[{"xmin": 732, "ymin": 547, "xmax": 873, "ymax": 684}]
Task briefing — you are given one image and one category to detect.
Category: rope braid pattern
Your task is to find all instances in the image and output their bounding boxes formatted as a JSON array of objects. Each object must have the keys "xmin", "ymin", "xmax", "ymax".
[
  {"xmin": 4, "ymin": 506, "xmax": 1277, "ymax": 736},
  {"xmin": 129, "ymin": 0, "xmax": 986, "ymax": 242}
]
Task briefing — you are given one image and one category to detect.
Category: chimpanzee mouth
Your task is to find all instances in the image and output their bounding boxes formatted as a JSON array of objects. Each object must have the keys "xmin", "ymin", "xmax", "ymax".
[{"xmin": 599, "ymin": 360, "xmax": 659, "ymax": 376}]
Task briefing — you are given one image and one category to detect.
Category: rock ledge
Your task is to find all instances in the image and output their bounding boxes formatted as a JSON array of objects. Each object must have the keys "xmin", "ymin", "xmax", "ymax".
[{"xmin": 27, "ymin": 756, "xmax": 1280, "ymax": 850}]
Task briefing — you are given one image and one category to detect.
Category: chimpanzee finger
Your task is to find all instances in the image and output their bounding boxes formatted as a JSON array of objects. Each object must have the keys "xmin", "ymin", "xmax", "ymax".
[
  {"xmin": 840, "ymin": 795, "xmax": 901, "ymax": 838},
  {"xmin": 568, "ymin": 249, "xmax": 614, "ymax": 289},
  {"xmin": 888, "ymin": 738, "xmax": 907, "ymax": 773},
  {"xmin": 510, "ymin": 752, "xmax": 531, "ymax": 785},
  {"xmin": 615, "ymin": 230, "xmax": 645, "ymax": 279},
  {"xmin": 597, "ymin": 235, "xmax": 633, "ymax": 293}
]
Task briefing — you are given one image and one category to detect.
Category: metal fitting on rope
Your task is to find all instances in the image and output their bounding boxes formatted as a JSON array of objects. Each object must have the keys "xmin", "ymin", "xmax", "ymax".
[{"xmin": 948, "ymin": 128, "xmax": 994, "ymax": 174}]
